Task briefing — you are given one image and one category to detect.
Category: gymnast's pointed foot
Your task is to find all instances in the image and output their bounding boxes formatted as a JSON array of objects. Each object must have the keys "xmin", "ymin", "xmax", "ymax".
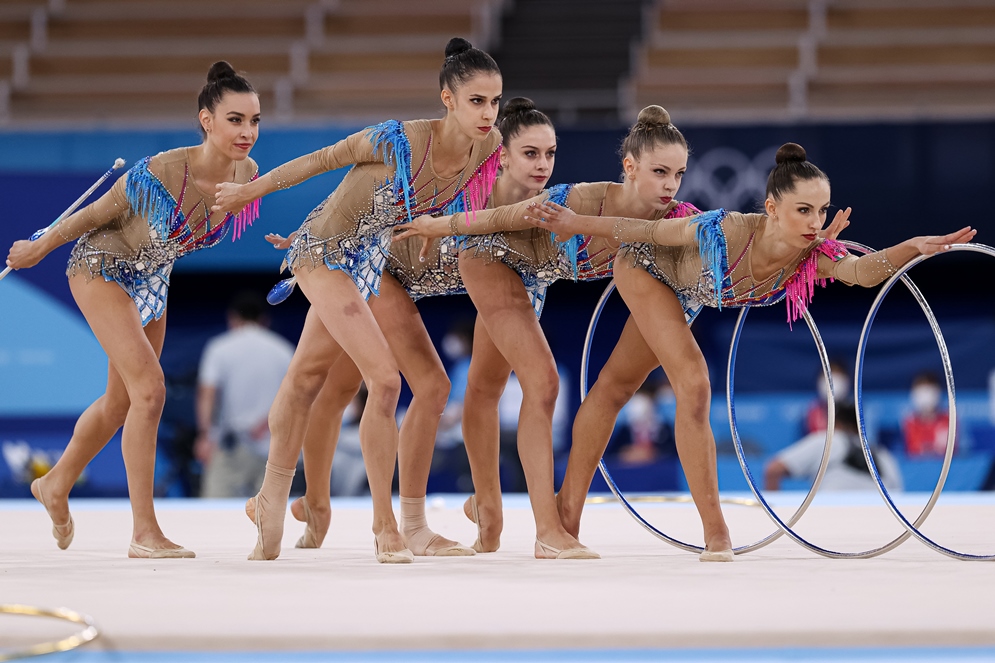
[
  {"xmin": 291, "ymin": 496, "xmax": 331, "ymax": 549},
  {"xmin": 31, "ymin": 477, "xmax": 74, "ymax": 550},
  {"xmin": 247, "ymin": 462, "xmax": 295, "ymax": 561},
  {"xmin": 555, "ymin": 491, "xmax": 582, "ymax": 540},
  {"xmin": 463, "ymin": 494, "xmax": 502, "ymax": 553}
]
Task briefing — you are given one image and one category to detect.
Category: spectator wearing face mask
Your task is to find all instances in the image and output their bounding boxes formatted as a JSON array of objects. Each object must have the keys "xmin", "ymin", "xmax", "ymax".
[
  {"xmin": 804, "ymin": 360, "xmax": 852, "ymax": 435},
  {"xmin": 902, "ymin": 372, "xmax": 953, "ymax": 456}
]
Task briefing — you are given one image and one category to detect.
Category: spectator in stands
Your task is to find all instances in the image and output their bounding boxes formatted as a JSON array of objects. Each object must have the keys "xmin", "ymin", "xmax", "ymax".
[
  {"xmin": 435, "ymin": 320, "xmax": 476, "ymax": 450},
  {"xmin": 902, "ymin": 372, "xmax": 953, "ymax": 456},
  {"xmin": 765, "ymin": 404, "xmax": 902, "ymax": 492},
  {"xmin": 616, "ymin": 379, "xmax": 664, "ymax": 465},
  {"xmin": 217, "ymin": 37, "xmax": 504, "ymax": 562},
  {"xmin": 7, "ymin": 62, "xmax": 261, "ymax": 558},
  {"xmin": 195, "ymin": 292, "xmax": 294, "ymax": 498},
  {"xmin": 804, "ymin": 360, "xmax": 851, "ymax": 435}
]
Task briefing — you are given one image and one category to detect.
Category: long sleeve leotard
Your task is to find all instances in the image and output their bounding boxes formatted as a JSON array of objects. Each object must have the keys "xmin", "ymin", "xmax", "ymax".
[
  {"xmin": 614, "ymin": 209, "xmax": 898, "ymax": 323},
  {"xmin": 276, "ymin": 119, "xmax": 501, "ymax": 300},
  {"xmin": 447, "ymin": 181, "xmax": 699, "ymax": 315}
]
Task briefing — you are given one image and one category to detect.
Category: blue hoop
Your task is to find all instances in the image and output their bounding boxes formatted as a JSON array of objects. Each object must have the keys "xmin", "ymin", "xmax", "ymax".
[{"xmin": 854, "ymin": 243, "xmax": 995, "ymax": 561}]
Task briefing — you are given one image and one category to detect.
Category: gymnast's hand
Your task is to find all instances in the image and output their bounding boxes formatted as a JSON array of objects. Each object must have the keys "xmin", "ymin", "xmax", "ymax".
[
  {"xmin": 523, "ymin": 201, "xmax": 580, "ymax": 241},
  {"xmin": 911, "ymin": 226, "xmax": 977, "ymax": 255},
  {"xmin": 820, "ymin": 207, "xmax": 851, "ymax": 240},
  {"xmin": 393, "ymin": 215, "xmax": 448, "ymax": 263},
  {"xmin": 6, "ymin": 236, "xmax": 53, "ymax": 270},
  {"xmin": 265, "ymin": 232, "xmax": 296, "ymax": 250},
  {"xmin": 212, "ymin": 181, "xmax": 250, "ymax": 215}
]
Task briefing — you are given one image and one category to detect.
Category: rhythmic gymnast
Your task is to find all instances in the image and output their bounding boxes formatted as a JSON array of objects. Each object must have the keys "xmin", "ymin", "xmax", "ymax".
[
  {"xmin": 259, "ymin": 96, "xmax": 559, "ymax": 557},
  {"xmin": 524, "ymin": 140, "xmax": 976, "ymax": 561},
  {"xmin": 394, "ymin": 106, "xmax": 705, "ymax": 558},
  {"xmin": 212, "ymin": 37, "xmax": 502, "ymax": 563},
  {"xmin": 4, "ymin": 62, "xmax": 261, "ymax": 558}
]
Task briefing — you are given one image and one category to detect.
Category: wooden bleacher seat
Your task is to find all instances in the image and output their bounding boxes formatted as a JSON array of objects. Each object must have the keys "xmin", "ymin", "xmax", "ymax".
[
  {"xmin": 0, "ymin": 0, "xmax": 492, "ymax": 123},
  {"xmin": 627, "ymin": 0, "xmax": 995, "ymax": 123}
]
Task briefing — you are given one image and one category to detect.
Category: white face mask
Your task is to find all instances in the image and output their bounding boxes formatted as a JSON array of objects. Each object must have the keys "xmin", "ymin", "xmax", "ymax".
[
  {"xmin": 627, "ymin": 393, "xmax": 655, "ymax": 425},
  {"xmin": 817, "ymin": 371, "xmax": 850, "ymax": 400},
  {"xmin": 911, "ymin": 384, "xmax": 942, "ymax": 414}
]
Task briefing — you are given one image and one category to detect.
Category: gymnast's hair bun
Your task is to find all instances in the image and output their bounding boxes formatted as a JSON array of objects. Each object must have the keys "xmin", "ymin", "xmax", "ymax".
[
  {"xmin": 502, "ymin": 97, "xmax": 536, "ymax": 116},
  {"xmin": 637, "ymin": 105, "xmax": 671, "ymax": 126},
  {"xmin": 445, "ymin": 37, "xmax": 473, "ymax": 58},
  {"xmin": 207, "ymin": 61, "xmax": 237, "ymax": 83},
  {"xmin": 775, "ymin": 142, "xmax": 808, "ymax": 164}
]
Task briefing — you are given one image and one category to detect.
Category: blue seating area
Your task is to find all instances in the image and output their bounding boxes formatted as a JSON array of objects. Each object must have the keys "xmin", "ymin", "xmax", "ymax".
[
  {"xmin": 5, "ymin": 391, "xmax": 994, "ymax": 497},
  {"xmin": 558, "ymin": 390, "xmax": 995, "ymax": 495}
]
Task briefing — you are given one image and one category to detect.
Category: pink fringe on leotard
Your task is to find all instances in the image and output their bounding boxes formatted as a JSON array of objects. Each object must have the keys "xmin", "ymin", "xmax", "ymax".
[
  {"xmin": 462, "ymin": 146, "xmax": 502, "ymax": 226},
  {"xmin": 231, "ymin": 173, "xmax": 261, "ymax": 241},
  {"xmin": 782, "ymin": 238, "xmax": 848, "ymax": 326}
]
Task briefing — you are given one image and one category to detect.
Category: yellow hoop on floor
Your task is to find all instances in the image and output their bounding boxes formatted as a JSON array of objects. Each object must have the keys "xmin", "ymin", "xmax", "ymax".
[{"xmin": 0, "ymin": 604, "xmax": 99, "ymax": 661}]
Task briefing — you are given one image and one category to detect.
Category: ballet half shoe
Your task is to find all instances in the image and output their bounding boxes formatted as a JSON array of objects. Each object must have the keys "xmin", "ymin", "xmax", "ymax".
[
  {"xmin": 405, "ymin": 532, "xmax": 475, "ymax": 557},
  {"xmin": 374, "ymin": 538, "xmax": 413, "ymax": 564},
  {"xmin": 293, "ymin": 497, "xmax": 324, "ymax": 549},
  {"xmin": 534, "ymin": 538, "xmax": 601, "ymax": 560},
  {"xmin": 31, "ymin": 479, "xmax": 74, "ymax": 550},
  {"xmin": 699, "ymin": 548, "xmax": 734, "ymax": 562},
  {"xmin": 465, "ymin": 494, "xmax": 499, "ymax": 553},
  {"xmin": 128, "ymin": 542, "xmax": 195, "ymax": 559}
]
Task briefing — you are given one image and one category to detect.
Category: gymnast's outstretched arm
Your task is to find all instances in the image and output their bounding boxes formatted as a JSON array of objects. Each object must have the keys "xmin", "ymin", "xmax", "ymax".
[
  {"xmin": 821, "ymin": 226, "xmax": 977, "ymax": 287},
  {"xmin": 5, "ymin": 174, "xmax": 131, "ymax": 270}
]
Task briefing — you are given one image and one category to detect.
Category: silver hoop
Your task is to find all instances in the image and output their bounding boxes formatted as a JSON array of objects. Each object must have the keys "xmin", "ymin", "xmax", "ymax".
[
  {"xmin": 727, "ymin": 240, "xmax": 953, "ymax": 558},
  {"xmin": 854, "ymin": 242, "xmax": 995, "ymax": 561},
  {"xmin": 580, "ymin": 281, "xmax": 834, "ymax": 555},
  {"xmin": 729, "ymin": 304, "xmax": 905, "ymax": 558}
]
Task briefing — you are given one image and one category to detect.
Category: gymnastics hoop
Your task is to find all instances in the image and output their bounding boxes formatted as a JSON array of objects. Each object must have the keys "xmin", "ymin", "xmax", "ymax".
[
  {"xmin": 585, "ymin": 494, "xmax": 760, "ymax": 507},
  {"xmin": 0, "ymin": 604, "xmax": 99, "ymax": 661},
  {"xmin": 727, "ymin": 240, "xmax": 959, "ymax": 558},
  {"xmin": 580, "ymin": 280, "xmax": 835, "ymax": 555},
  {"xmin": 854, "ymin": 242, "xmax": 995, "ymax": 561}
]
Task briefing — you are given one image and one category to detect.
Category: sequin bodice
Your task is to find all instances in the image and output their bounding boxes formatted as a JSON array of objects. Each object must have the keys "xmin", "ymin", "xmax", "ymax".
[
  {"xmin": 65, "ymin": 148, "xmax": 259, "ymax": 324},
  {"xmin": 281, "ymin": 120, "xmax": 501, "ymax": 300}
]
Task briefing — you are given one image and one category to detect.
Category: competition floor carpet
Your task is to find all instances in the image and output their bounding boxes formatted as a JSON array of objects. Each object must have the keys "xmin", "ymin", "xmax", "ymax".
[{"xmin": 2, "ymin": 492, "xmax": 995, "ymax": 662}]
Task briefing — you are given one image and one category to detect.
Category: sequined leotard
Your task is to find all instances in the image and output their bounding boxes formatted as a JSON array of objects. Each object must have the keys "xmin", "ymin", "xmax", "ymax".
[
  {"xmin": 613, "ymin": 209, "xmax": 898, "ymax": 324},
  {"xmin": 62, "ymin": 147, "xmax": 260, "ymax": 325},
  {"xmin": 270, "ymin": 120, "xmax": 501, "ymax": 300},
  {"xmin": 386, "ymin": 184, "xmax": 563, "ymax": 304},
  {"xmin": 439, "ymin": 182, "xmax": 699, "ymax": 315}
]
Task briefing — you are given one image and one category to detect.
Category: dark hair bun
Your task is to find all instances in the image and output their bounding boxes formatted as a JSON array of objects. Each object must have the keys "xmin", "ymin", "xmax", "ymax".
[
  {"xmin": 445, "ymin": 37, "xmax": 473, "ymax": 58},
  {"xmin": 775, "ymin": 142, "xmax": 807, "ymax": 164},
  {"xmin": 502, "ymin": 97, "xmax": 536, "ymax": 116},
  {"xmin": 637, "ymin": 105, "xmax": 671, "ymax": 126},
  {"xmin": 207, "ymin": 61, "xmax": 237, "ymax": 84}
]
